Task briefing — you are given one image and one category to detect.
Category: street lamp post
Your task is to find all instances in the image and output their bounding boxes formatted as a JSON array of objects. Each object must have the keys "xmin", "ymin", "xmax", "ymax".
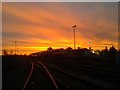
[{"xmin": 72, "ymin": 25, "xmax": 76, "ymax": 50}]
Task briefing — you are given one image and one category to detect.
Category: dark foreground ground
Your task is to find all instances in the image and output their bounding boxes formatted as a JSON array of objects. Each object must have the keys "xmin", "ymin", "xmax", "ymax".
[
  {"xmin": 2, "ymin": 55, "xmax": 120, "ymax": 89},
  {"xmin": 2, "ymin": 56, "xmax": 31, "ymax": 89}
]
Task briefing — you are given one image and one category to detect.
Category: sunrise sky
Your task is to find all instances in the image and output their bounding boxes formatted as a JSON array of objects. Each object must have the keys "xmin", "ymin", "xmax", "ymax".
[{"xmin": 2, "ymin": 2, "xmax": 118, "ymax": 55}]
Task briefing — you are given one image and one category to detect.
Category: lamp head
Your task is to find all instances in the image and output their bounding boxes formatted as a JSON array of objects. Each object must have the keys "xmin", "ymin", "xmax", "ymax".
[{"xmin": 72, "ymin": 25, "xmax": 76, "ymax": 28}]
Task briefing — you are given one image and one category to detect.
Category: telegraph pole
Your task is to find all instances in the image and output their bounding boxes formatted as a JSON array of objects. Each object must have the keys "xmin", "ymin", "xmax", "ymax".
[
  {"xmin": 88, "ymin": 42, "xmax": 92, "ymax": 51},
  {"xmin": 72, "ymin": 25, "xmax": 76, "ymax": 50},
  {"xmin": 15, "ymin": 41, "xmax": 16, "ymax": 55}
]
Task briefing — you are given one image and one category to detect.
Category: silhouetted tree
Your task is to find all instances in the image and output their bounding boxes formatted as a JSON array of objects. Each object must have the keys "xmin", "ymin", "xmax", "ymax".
[
  {"xmin": 100, "ymin": 46, "xmax": 109, "ymax": 57},
  {"xmin": 10, "ymin": 50, "xmax": 13, "ymax": 55},
  {"xmin": 104, "ymin": 46, "xmax": 109, "ymax": 55},
  {"xmin": 105, "ymin": 46, "xmax": 108, "ymax": 51},
  {"xmin": 109, "ymin": 46, "xmax": 117, "ymax": 53},
  {"xmin": 3, "ymin": 49, "xmax": 8, "ymax": 56},
  {"xmin": 109, "ymin": 46, "xmax": 117, "ymax": 58},
  {"xmin": 100, "ymin": 46, "xmax": 117, "ymax": 59},
  {"xmin": 77, "ymin": 47, "xmax": 80, "ymax": 50}
]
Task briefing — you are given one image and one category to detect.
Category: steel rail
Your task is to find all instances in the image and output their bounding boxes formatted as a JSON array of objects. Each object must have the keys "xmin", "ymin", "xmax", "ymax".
[
  {"xmin": 43, "ymin": 62, "xmax": 116, "ymax": 88},
  {"xmin": 34, "ymin": 61, "xmax": 59, "ymax": 90},
  {"xmin": 22, "ymin": 62, "xmax": 34, "ymax": 90},
  {"xmin": 33, "ymin": 61, "xmax": 70, "ymax": 89}
]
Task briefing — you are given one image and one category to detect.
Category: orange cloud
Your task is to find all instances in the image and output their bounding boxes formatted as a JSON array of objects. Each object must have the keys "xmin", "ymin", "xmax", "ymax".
[{"xmin": 2, "ymin": 3, "xmax": 118, "ymax": 55}]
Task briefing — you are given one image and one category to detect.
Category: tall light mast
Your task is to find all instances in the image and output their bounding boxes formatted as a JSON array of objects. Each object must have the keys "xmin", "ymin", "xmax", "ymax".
[{"xmin": 72, "ymin": 25, "xmax": 76, "ymax": 50}]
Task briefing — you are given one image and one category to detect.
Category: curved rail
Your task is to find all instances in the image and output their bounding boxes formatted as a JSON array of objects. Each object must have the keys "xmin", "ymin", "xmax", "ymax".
[
  {"xmin": 34, "ymin": 61, "xmax": 59, "ymax": 90},
  {"xmin": 22, "ymin": 62, "xmax": 34, "ymax": 90}
]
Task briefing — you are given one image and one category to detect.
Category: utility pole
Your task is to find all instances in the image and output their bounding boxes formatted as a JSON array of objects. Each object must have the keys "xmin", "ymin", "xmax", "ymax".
[
  {"xmin": 88, "ymin": 42, "xmax": 92, "ymax": 51},
  {"xmin": 72, "ymin": 25, "xmax": 76, "ymax": 50},
  {"xmin": 88, "ymin": 42, "xmax": 92, "ymax": 47},
  {"xmin": 15, "ymin": 41, "xmax": 16, "ymax": 55}
]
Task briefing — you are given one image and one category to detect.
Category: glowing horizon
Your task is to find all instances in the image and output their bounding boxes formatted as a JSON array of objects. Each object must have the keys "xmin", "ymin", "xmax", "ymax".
[{"xmin": 2, "ymin": 2, "xmax": 118, "ymax": 55}]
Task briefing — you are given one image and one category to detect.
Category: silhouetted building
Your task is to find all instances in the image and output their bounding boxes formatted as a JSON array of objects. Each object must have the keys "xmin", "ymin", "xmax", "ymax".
[
  {"xmin": 47, "ymin": 47, "xmax": 53, "ymax": 53},
  {"xmin": 53, "ymin": 48, "xmax": 64, "ymax": 54},
  {"xmin": 64, "ymin": 47, "xmax": 73, "ymax": 56},
  {"xmin": 77, "ymin": 48, "xmax": 91, "ymax": 56},
  {"xmin": 94, "ymin": 50, "xmax": 101, "ymax": 55}
]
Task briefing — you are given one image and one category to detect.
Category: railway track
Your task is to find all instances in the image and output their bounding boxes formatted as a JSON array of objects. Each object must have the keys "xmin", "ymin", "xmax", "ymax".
[
  {"xmin": 22, "ymin": 58, "xmax": 118, "ymax": 89},
  {"xmin": 22, "ymin": 61, "xmax": 58, "ymax": 89},
  {"xmin": 41, "ymin": 59, "xmax": 119, "ymax": 77},
  {"xmin": 22, "ymin": 60, "xmax": 70, "ymax": 89},
  {"xmin": 59, "ymin": 62, "xmax": 119, "ymax": 76},
  {"xmin": 34, "ymin": 61, "xmax": 115, "ymax": 88},
  {"xmin": 3, "ymin": 56, "xmax": 119, "ymax": 89},
  {"xmin": 22, "ymin": 62, "xmax": 34, "ymax": 89},
  {"xmin": 37, "ymin": 61, "xmax": 118, "ymax": 88}
]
